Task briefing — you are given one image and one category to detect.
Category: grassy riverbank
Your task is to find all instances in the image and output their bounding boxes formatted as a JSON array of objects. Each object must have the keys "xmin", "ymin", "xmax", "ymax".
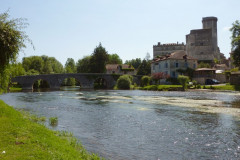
[
  {"xmin": 0, "ymin": 100, "xmax": 103, "ymax": 160},
  {"xmin": 140, "ymin": 85, "xmax": 182, "ymax": 91},
  {"xmin": 202, "ymin": 84, "xmax": 240, "ymax": 91}
]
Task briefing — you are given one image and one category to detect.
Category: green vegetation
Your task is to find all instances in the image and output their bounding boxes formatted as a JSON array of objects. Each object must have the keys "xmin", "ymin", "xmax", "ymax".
[
  {"xmin": 202, "ymin": 84, "xmax": 240, "ymax": 91},
  {"xmin": 140, "ymin": 85, "xmax": 182, "ymax": 91},
  {"xmin": 49, "ymin": 117, "xmax": 58, "ymax": 126},
  {"xmin": 125, "ymin": 58, "xmax": 142, "ymax": 69},
  {"xmin": 0, "ymin": 12, "xmax": 32, "ymax": 91},
  {"xmin": 137, "ymin": 59, "xmax": 151, "ymax": 75},
  {"xmin": 230, "ymin": 20, "xmax": 240, "ymax": 67},
  {"xmin": 197, "ymin": 62, "xmax": 211, "ymax": 68},
  {"xmin": 116, "ymin": 75, "xmax": 132, "ymax": 89},
  {"xmin": 177, "ymin": 75, "xmax": 190, "ymax": 91},
  {"xmin": 0, "ymin": 100, "xmax": 102, "ymax": 160},
  {"xmin": 141, "ymin": 76, "xmax": 151, "ymax": 86}
]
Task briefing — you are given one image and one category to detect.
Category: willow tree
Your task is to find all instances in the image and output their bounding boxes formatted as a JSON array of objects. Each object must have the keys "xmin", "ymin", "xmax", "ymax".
[
  {"xmin": 230, "ymin": 20, "xmax": 240, "ymax": 67},
  {"xmin": 0, "ymin": 12, "xmax": 32, "ymax": 90}
]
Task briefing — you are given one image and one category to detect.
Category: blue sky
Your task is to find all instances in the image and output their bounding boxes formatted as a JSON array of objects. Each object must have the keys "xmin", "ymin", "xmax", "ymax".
[{"xmin": 1, "ymin": 0, "xmax": 239, "ymax": 65}]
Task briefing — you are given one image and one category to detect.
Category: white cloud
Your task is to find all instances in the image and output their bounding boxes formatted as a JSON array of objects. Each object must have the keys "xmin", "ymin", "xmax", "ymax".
[{"xmin": 222, "ymin": 26, "xmax": 231, "ymax": 32}]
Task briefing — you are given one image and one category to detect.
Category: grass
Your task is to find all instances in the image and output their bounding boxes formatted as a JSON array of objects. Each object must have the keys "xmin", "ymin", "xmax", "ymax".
[
  {"xmin": 49, "ymin": 117, "xmax": 58, "ymax": 126},
  {"xmin": 9, "ymin": 87, "xmax": 22, "ymax": 92},
  {"xmin": 140, "ymin": 85, "xmax": 182, "ymax": 91},
  {"xmin": 202, "ymin": 84, "xmax": 240, "ymax": 91},
  {"xmin": 0, "ymin": 100, "xmax": 103, "ymax": 160}
]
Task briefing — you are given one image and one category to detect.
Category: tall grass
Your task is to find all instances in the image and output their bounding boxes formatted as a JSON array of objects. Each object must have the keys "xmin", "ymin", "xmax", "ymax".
[{"xmin": 0, "ymin": 100, "xmax": 103, "ymax": 160}]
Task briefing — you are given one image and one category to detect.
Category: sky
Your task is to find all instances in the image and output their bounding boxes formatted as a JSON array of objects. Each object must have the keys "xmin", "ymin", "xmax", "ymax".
[{"xmin": 1, "ymin": 0, "xmax": 239, "ymax": 65}]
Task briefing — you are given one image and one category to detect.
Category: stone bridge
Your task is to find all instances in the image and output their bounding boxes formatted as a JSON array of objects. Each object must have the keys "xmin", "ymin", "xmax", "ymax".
[{"xmin": 11, "ymin": 73, "xmax": 142, "ymax": 90}]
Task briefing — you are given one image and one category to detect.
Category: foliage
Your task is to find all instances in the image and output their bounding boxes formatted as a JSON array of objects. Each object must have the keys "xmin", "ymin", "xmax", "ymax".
[
  {"xmin": 89, "ymin": 43, "xmax": 109, "ymax": 73},
  {"xmin": 108, "ymin": 53, "xmax": 122, "ymax": 64},
  {"xmin": 63, "ymin": 58, "xmax": 77, "ymax": 86},
  {"xmin": 137, "ymin": 59, "xmax": 151, "ymax": 75},
  {"xmin": 22, "ymin": 55, "xmax": 63, "ymax": 74},
  {"xmin": 151, "ymin": 72, "xmax": 169, "ymax": 84},
  {"xmin": 177, "ymin": 75, "xmax": 190, "ymax": 91},
  {"xmin": 141, "ymin": 76, "xmax": 151, "ymax": 87},
  {"xmin": 116, "ymin": 75, "xmax": 132, "ymax": 89},
  {"xmin": 76, "ymin": 56, "xmax": 91, "ymax": 73},
  {"xmin": 0, "ymin": 100, "xmax": 103, "ymax": 159},
  {"xmin": 166, "ymin": 77, "xmax": 180, "ymax": 85},
  {"xmin": 125, "ymin": 58, "xmax": 142, "ymax": 69},
  {"xmin": 0, "ymin": 12, "xmax": 32, "ymax": 72},
  {"xmin": 230, "ymin": 20, "xmax": 240, "ymax": 67},
  {"xmin": 203, "ymin": 84, "xmax": 240, "ymax": 91},
  {"xmin": 197, "ymin": 62, "xmax": 211, "ymax": 68},
  {"xmin": 176, "ymin": 67, "xmax": 195, "ymax": 80},
  {"xmin": 49, "ymin": 117, "xmax": 58, "ymax": 126},
  {"xmin": 140, "ymin": 85, "xmax": 182, "ymax": 91}
]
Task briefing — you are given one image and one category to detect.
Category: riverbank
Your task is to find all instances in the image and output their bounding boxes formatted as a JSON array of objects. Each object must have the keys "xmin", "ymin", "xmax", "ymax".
[
  {"xmin": 139, "ymin": 84, "xmax": 240, "ymax": 92},
  {"xmin": 0, "ymin": 100, "xmax": 103, "ymax": 160}
]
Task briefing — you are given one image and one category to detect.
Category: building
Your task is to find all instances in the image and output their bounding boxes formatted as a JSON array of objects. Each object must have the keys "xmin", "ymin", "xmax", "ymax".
[
  {"xmin": 153, "ymin": 42, "xmax": 185, "ymax": 58},
  {"xmin": 151, "ymin": 51, "xmax": 197, "ymax": 78},
  {"xmin": 106, "ymin": 64, "xmax": 135, "ymax": 75},
  {"xmin": 186, "ymin": 17, "xmax": 220, "ymax": 62}
]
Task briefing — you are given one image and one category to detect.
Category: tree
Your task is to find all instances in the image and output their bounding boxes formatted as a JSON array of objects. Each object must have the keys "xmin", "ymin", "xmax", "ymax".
[
  {"xmin": 141, "ymin": 76, "xmax": 151, "ymax": 87},
  {"xmin": 125, "ymin": 58, "xmax": 142, "ymax": 69},
  {"xmin": 116, "ymin": 75, "xmax": 132, "ymax": 89},
  {"xmin": 178, "ymin": 75, "xmax": 190, "ymax": 91},
  {"xmin": 22, "ymin": 55, "xmax": 64, "ymax": 74},
  {"xmin": 0, "ymin": 12, "xmax": 32, "ymax": 90},
  {"xmin": 108, "ymin": 53, "xmax": 122, "ymax": 64},
  {"xmin": 76, "ymin": 56, "xmax": 91, "ymax": 73},
  {"xmin": 137, "ymin": 59, "xmax": 151, "ymax": 75},
  {"xmin": 230, "ymin": 20, "xmax": 240, "ymax": 67},
  {"xmin": 90, "ymin": 43, "xmax": 109, "ymax": 73},
  {"xmin": 151, "ymin": 72, "xmax": 169, "ymax": 85},
  {"xmin": 64, "ymin": 58, "xmax": 76, "ymax": 86},
  {"xmin": 197, "ymin": 62, "xmax": 211, "ymax": 68},
  {"xmin": 0, "ymin": 12, "xmax": 32, "ymax": 72}
]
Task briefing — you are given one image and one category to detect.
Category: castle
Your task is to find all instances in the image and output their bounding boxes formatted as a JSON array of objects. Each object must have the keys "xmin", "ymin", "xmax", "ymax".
[{"xmin": 153, "ymin": 16, "xmax": 221, "ymax": 63}]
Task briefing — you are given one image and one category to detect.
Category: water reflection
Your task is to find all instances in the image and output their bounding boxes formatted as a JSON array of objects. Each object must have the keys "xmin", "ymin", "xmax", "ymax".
[{"xmin": 0, "ymin": 90, "xmax": 240, "ymax": 160}]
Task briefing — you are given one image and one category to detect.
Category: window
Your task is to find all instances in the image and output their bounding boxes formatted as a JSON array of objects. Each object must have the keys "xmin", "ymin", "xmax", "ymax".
[
  {"xmin": 175, "ymin": 62, "xmax": 179, "ymax": 68},
  {"xmin": 172, "ymin": 71, "xmax": 176, "ymax": 78},
  {"xmin": 165, "ymin": 62, "xmax": 168, "ymax": 68}
]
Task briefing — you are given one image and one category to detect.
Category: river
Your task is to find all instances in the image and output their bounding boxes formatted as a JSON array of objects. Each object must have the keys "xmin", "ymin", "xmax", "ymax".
[{"xmin": 1, "ymin": 89, "xmax": 240, "ymax": 160}]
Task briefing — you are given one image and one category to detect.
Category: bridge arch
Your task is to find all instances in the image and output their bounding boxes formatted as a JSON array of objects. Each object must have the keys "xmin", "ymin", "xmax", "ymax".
[
  {"xmin": 33, "ymin": 79, "xmax": 50, "ymax": 90},
  {"xmin": 94, "ymin": 77, "xmax": 108, "ymax": 89}
]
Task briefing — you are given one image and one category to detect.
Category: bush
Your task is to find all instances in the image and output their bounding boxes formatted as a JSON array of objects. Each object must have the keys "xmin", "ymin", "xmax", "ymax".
[
  {"xmin": 166, "ymin": 77, "xmax": 179, "ymax": 85},
  {"xmin": 141, "ymin": 76, "xmax": 151, "ymax": 86},
  {"xmin": 177, "ymin": 75, "xmax": 190, "ymax": 91},
  {"xmin": 116, "ymin": 75, "xmax": 132, "ymax": 89},
  {"xmin": 49, "ymin": 117, "xmax": 58, "ymax": 126}
]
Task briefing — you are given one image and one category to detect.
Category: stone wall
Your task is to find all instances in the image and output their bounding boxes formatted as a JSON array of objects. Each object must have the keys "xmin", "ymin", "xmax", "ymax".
[{"xmin": 153, "ymin": 42, "xmax": 185, "ymax": 57}]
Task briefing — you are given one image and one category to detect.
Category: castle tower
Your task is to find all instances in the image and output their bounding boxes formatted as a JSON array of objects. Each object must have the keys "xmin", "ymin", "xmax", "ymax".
[
  {"xmin": 202, "ymin": 17, "xmax": 218, "ymax": 52},
  {"xmin": 186, "ymin": 16, "xmax": 220, "ymax": 62}
]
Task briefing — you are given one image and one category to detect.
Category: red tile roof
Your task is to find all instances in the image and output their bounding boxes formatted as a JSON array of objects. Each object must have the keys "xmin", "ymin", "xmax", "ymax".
[{"xmin": 152, "ymin": 51, "xmax": 196, "ymax": 63}]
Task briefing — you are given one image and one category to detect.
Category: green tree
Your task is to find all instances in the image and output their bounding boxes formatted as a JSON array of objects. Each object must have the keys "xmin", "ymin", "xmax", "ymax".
[
  {"xmin": 125, "ymin": 58, "xmax": 142, "ymax": 69},
  {"xmin": 230, "ymin": 20, "xmax": 240, "ymax": 67},
  {"xmin": 76, "ymin": 56, "xmax": 91, "ymax": 73},
  {"xmin": 64, "ymin": 58, "xmax": 76, "ymax": 86},
  {"xmin": 197, "ymin": 62, "xmax": 211, "ymax": 68},
  {"xmin": 0, "ymin": 12, "xmax": 32, "ymax": 90},
  {"xmin": 22, "ymin": 56, "xmax": 44, "ymax": 73},
  {"xmin": 137, "ymin": 59, "xmax": 151, "ymax": 75},
  {"xmin": 141, "ymin": 76, "xmax": 151, "ymax": 87},
  {"xmin": 90, "ymin": 43, "xmax": 109, "ymax": 73},
  {"xmin": 178, "ymin": 75, "xmax": 190, "ymax": 91},
  {"xmin": 116, "ymin": 75, "xmax": 132, "ymax": 89},
  {"xmin": 108, "ymin": 53, "xmax": 122, "ymax": 64}
]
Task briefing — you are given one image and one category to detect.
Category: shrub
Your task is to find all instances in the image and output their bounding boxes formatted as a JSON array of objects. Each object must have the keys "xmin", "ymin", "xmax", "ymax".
[
  {"xmin": 116, "ymin": 75, "xmax": 132, "ymax": 89},
  {"xmin": 177, "ymin": 75, "xmax": 190, "ymax": 91},
  {"xmin": 49, "ymin": 117, "xmax": 58, "ymax": 126},
  {"xmin": 141, "ymin": 76, "xmax": 151, "ymax": 86}
]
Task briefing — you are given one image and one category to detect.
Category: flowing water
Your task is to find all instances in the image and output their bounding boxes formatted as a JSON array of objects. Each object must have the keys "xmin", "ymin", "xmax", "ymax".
[{"xmin": 1, "ymin": 89, "xmax": 240, "ymax": 160}]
